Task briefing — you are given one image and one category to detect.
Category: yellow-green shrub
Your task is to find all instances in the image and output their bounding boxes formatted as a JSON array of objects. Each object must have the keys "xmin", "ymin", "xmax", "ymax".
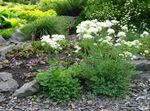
[{"xmin": 16, "ymin": 9, "xmax": 57, "ymax": 21}]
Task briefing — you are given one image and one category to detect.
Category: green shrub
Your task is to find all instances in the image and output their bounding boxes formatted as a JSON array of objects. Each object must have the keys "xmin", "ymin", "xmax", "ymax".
[
  {"xmin": 31, "ymin": 41, "xmax": 52, "ymax": 53},
  {"xmin": 83, "ymin": 0, "xmax": 150, "ymax": 31},
  {"xmin": 0, "ymin": 10, "xmax": 18, "ymax": 29},
  {"xmin": 36, "ymin": 66, "xmax": 81, "ymax": 102},
  {"xmin": 139, "ymin": 36, "xmax": 150, "ymax": 58},
  {"xmin": 39, "ymin": 0, "xmax": 87, "ymax": 16},
  {"xmin": 21, "ymin": 16, "xmax": 68, "ymax": 40},
  {"xmin": 0, "ymin": 28, "xmax": 14, "ymax": 39},
  {"xmin": 78, "ymin": 43, "xmax": 135, "ymax": 97},
  {"xmin": 16, "ymin": 9, "xmax": 56, "ymax": 21}
]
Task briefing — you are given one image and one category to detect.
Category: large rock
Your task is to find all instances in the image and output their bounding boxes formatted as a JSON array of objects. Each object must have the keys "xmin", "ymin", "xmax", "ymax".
[
  {"xmin": 13, "ymin": 80, "xmax": 40, "ymax": 97},
  {"xmin": 9, "ymin": 29, "xmax": 25, "ymax": 43},
  {"xmin": 131, "ymin": 59, "xmax": 150, "ymax": 71},
  {"xmin": 0, "ymin": 72, "xmax": 18, "ymax": 92},
  {"xmin": 0, "ymin": 35, "xmax": 7, "ymax": 45},
  {"xmin": 132, "ymin": 71, "xmax": 150, "ymax": 82},
  {"xmin": 0, "ymin": 44, "xmax": 15, "ymax": 59}
]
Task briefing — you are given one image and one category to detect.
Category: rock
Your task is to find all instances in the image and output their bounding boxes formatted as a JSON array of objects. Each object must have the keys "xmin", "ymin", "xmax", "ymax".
[
  {"xmin": 132, "ymin": 71, "xmax": 150, "ymax": 81},
  {"xmin": 0, "ymin": 72, "xmax": 18, "ymax": 92},
  {"xmin": 0, "ymin": 44, "xmax": 15, "ymax": 59},
  {"xmin": 0, "ymin": 63, "xmax": 2, "ymax": 69},
  {"xmin": 13, "ymin": 80, "xmax": 40, "ymax": 97},
  {"xmin": 9, "ymin": 29, "xmax": 25, "ymax": 43},
  {"xmin": 0, "ymin": 35, "xmax": 7, "ymax": 45},
  {"xmin": 131, "ymin": 59, "xmax": 150, "ymax": 71}
]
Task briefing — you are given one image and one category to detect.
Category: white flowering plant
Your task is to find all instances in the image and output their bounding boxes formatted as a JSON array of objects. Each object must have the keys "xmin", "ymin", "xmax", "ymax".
[
  {"xmin": 139, "ymin": 35, "xmax": 150, "ymax": 58},
  {"xmin": 41, "ymin": 34, "xmax": 66, "ymax": 52},
  {"xmin": 76, "ymin": 19, "xmax": 147, "ymax": 60}
]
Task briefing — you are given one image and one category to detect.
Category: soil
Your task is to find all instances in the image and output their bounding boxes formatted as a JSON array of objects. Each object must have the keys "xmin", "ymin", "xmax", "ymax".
[{"xmin": 0, "ymin": 64, "xmax": 49, "ymax": 87}]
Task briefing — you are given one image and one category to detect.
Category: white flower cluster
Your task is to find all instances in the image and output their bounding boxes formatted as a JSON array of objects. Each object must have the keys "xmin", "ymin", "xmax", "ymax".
[
  {"xmin": 119, "ymin": 51, "xmax": 137, "ymax": 60},
  {"xmin": 116, "ymin": 39, "xmax": 142, "ymax": 48},
  {"xmin": 77, "ymin": 19, "xmax": 129, "ymax": 40},
  {"xmin": 99, "ymin": 36, "xmax": 113, "ymax": 46},
  {"xmin": 74, "ymin": 44, "xmax": 81, "ymax": 53},
  {"xmin": 76, "ymin": 19, "xmax": 148, "ymax": 60},
  {"xmin": 140, "ymin": 31, "xmax": 149, "ymax": 38},
  {"xmin": 41, "ymin": 34, "xmax": 65, "ymax": 49},
  {"xmin": 76, "ymin": 19, "xmax": 119, "ymax": 39}
]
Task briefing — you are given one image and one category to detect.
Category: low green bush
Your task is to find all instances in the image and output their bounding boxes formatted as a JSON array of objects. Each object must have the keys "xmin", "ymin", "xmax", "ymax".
[
  {"xmin": 0, "ymin": 28, "xmax": 14, "ymax": 39},
  {"xmin": 21, "ymin": 16, "xmax": 68, "ymax": 40},
  {"xmin": 78, "ymin": 44, "xmax": 134, "ymax": 97},
  {"xmin": 36, "ymin": 66, "xmax": 81, "ymax": 102}
]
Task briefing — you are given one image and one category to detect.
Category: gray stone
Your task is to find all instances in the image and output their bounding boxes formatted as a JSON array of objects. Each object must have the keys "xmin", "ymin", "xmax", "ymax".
[
  {"xmin": 13, "ymin": 80, "xmax": 40, "ymax": 97},
  {"xmin": 132, "ymin": 71, "xmax": 150, "ymax": 81},
  {"xmin": 0, "ymin": 35, "xmax": 7, "ymax": 45},
  {"xmin": 9, "ymin": 29, "xmax": 25, "ymax": 43},
  {"xmin": 131, "ymin": 59, "xmax": 150, "ymax": 71},
  {"xmin": 0, "ymin": 62, "xmax": 2, "ymax": 69},
  {"xmin": 0, "ymin": 44, "xmax": 15, "ymax": 59},
  {"xmin": 0, "ymin": 72, "xmax": 18, "ymax": 92}
]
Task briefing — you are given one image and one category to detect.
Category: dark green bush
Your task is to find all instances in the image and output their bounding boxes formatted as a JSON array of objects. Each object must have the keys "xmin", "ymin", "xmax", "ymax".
[
  {"xmin": 36, "ymin": 66, "xmax": 81, "ymax": 102},
  {"xmin": 21, "ymin": 16, "xmax": 68, "ymax": 40},
  {"xmin": 84, "ymin": 0, "xmax": 150, "ymax": 31},
  {"xmin": 39, "ymin": 0, "xmax": 87, "ymax": 16}
]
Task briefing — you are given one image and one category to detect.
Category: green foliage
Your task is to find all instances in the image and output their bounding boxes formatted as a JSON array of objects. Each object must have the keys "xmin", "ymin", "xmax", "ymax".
[
  {"xmin": 31, "ymin": 41, "xmax": 52, "ymax": 53},
  {"xmin": 0, "ymin": 10, "xmax": 18, "ymax": 29},
  {"xmin": 6, "ymin": 41, "xmax": 52, "ymax": 59},
  {"xmin": 36, "ymin": 66, "xmax": 81, "ymax": 102},
  {"xmin": 0, "ymin": 28, "xmax": 14, "ymax": 39},
  {"xmin": 78, "ymin": 43, "xmax": 134, "ymax": 97},
  {"xmin": 84, "ymin": 0, "xmax": 150, "ymax": 31},
  {"xmin": 84, "ymin": 0, "xmax": 121, "ymax": 20},
  {"xmin": 21, "ymin": 16, "xmax": 68, "ymax": 40},
  {"xmin": 125, "ymin": 31, "xmax": 141, "ymax": 41},
  {"xmin": 39, "ymin": 0, "xmax": 87, "ymax": 16},
  {"xmin": 139, "ymin": 36, "xmax": 150, "ymax": 58},
  {"xmin": 16, "ymin": 9, "xmax": 56, "ymax": 21},
  {"xmin": 6, "ymin": 43, "xmax": 34, "ymax": 59},
  {"xmin": 9, "ymin": 0, "xmax": 40, "ymax": 4}
]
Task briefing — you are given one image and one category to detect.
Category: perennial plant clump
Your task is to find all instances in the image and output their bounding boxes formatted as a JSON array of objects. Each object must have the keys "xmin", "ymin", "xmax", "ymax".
[
  {"xmin": 76, "ymin": 19, "xmax": 144, "ymax": 59},
  {"xmin": 41, "ymin": 34, "xmax": 65, "ymax": 49}
]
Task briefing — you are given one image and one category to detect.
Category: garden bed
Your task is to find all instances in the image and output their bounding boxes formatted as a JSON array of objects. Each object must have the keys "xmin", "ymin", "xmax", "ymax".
[{"xmin": 0, "ymin": 0, "xmax": 150, "ymax": 111}]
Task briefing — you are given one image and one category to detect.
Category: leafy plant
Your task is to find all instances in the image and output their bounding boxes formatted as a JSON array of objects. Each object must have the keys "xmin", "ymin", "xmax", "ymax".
[
  {"xmin": 21, "ymin": 16, "xmax": 68, "ymax": 40},
  {"xmin": 39, "ymin": 0, "xmax": 87, "ymax": 16},
  {"xmin": 16, "ymin": 9, "xmax": 56, "ymax": 21},
  {"xmin": 139, "ymin": 36, "xmax": 150, "ymax": 58},
  {"xmin": 83, "ymin": 0, "xmax": 150, "ymax": 31},
  {"xmin": 78, "ymin": 43, "xmax": 135, "ymax": 97},
  {"xmin": 36, "ymin": 66, "xmax": 81, "ymax": 102},
  {"xmin": 31, "ymin": 41, "xmax": 52, "ymax": 53},
  {"xmin": 0, "ymin": 28, "xmax": 14, "ymax": 39},
  {"xmin": 0, "ymin": 10, "xmax": 18, "ymax": 29}
]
